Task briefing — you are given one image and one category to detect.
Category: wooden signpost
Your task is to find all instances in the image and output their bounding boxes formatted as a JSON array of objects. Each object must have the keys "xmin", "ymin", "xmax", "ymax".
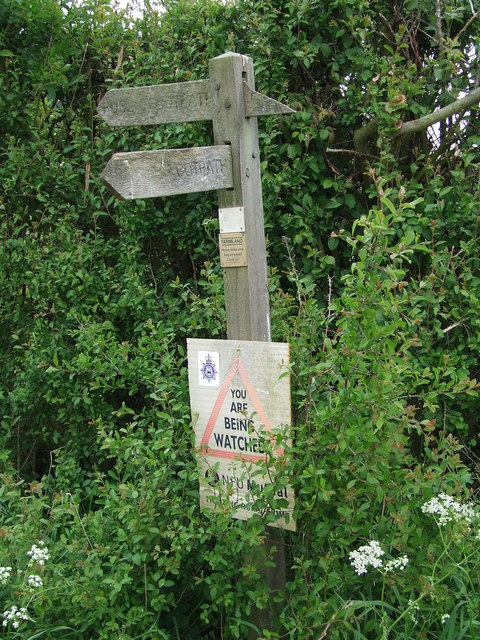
[
  {"xmin": 97, "ymin": 79, "xmax": 214, "ymax": 126},
  {"xmin": 97, "ymin": 76, "xmax": 292, "ymax": 127},
  {"xmin": 99, "ymin": 52, "xmax": 295, "ymax": 637},
  {"xmin": 99, "ymin": 52, "xmax": 295, "ymax": 343},
  {"xmin": 101, "ymin": 145, "xmax": 233, "ymax": 199}
]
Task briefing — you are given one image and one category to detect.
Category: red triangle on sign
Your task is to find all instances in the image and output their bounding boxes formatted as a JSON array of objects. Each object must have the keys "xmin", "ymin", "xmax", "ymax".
[{"xmin": 199, "ymin": 354, "xmax": 284, "ymax": 462}]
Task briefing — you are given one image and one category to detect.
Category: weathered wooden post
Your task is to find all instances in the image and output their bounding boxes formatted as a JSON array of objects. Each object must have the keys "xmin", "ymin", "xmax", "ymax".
[
  {"xmin": 98, "ymin": 51, "xmax": 295, "ymax": 638},
  {"xmin": 209, "ymin": 53, "xmax": 270, "ymax": 342},
  {"xmin": 209, "ymin": 53, "xmax": 286, "ymax": 634}
]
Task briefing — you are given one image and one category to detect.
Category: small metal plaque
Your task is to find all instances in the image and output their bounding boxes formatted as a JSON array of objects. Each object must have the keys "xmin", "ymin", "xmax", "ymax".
[
  {"xmin": 219, "ymin": 232, "xmax": 247, "ymax": 267},
  {"xmin": 219, "ymin": 207, "xmax": 245, "ymax": 233}
]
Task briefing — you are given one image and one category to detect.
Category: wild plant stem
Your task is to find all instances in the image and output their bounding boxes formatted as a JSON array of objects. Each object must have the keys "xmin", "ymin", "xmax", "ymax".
[{"xmin": 387, "ymin": 540, "xmax": 480, "ymax": 633}]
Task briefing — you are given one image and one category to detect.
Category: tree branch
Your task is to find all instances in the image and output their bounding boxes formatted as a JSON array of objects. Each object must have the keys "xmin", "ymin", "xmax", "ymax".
[
  {"xmin": 353, "ymin": 119, "xmax": 378, "ymax": 154},
  {"xmin": 396, "ymin": 86, "xmax": 480, "ymax": 137},
  {"xmin": 353, "ymin": 86, "xmax": 480, "ymax": 152},
  {"xmin": 435, "ymin": 0, "xmax": 444, "ymax": 52}
]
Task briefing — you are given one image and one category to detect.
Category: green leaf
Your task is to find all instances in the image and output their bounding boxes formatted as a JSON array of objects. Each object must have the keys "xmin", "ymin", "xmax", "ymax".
[
  {"xmin": 345, "ymin": 194, "xmax": 356, "ymax": 209},
  {"xmin": 381, "ymin": 196, "xmax": 396, "ymax": 215},
  {"xmin": 401, "ymin": 228, "xmax": 415, "ymax": 246},
  {"xmin": 328, "ymin": 236, "xmax": 339, "ymax": 250}
]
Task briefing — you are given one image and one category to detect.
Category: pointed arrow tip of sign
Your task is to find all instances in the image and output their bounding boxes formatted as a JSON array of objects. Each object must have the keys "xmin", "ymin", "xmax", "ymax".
[
  {"xmin": 100, "ymin": 162, "xmax": 129, "ymax": 201},
  {"xmin": 97, "ymin": 94, "xmax": 110, "ymax": 122},
  {"xmin": 243, "ymin": 83, "xmax": 296, "ymax": 118}
]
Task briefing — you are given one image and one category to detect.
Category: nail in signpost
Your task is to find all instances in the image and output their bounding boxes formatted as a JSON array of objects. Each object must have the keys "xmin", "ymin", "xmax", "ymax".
[{"xmin": 98, "ymin": 51, "xmax": 295, "ymax": 634}]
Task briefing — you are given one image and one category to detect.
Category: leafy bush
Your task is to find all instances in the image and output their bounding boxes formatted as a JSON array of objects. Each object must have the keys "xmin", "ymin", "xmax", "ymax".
[{"xmin": 1, "ymin": 0, "xmax": 480, "ymax": 638}]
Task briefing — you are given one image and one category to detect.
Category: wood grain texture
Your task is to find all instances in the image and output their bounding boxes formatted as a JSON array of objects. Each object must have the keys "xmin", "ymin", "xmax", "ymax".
[
  {"xmin": 98, "ymin": 80, "xmax": 213, "ymax": 126},
  {"xmin": 209, "ymin": 53, "xmax": 271, "ymax": 343},
  {"xmin": 98, "ymin": 78, "xmax": 293, "ymax": 126},
  {"xmin": 243, "ymin": 82, "xmax": 295, "ymax": 117},
  {"xmin": 209, "ymin": 55, "xmax": 286, "ymax": 636},
  {"xmin": 101, "ymin": 145, "xmax": 233, "ymax": 199}
]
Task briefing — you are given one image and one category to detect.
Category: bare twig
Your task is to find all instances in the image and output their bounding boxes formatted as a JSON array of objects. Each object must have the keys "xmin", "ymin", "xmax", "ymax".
[
  {"xmin": 144, "ymin": 563, "xmax": 148, "ymax": 611},
  {"xmin": 323, "ymin": 275, "xmax": 333, "ymax": 351},
  {"xmin": 326, "ymin": 146, "xmax": 378, "ymax": 161},
  {"xmin": 456, "ymin": 10, "xmax": 480, "ymax": 41},
  {"xmin": 66, "ymin": 493, "xmax": 94, "ymax": 551},
  {"xmin": 442, "ymin": 320, "xmax": 465, "ymax": 334},
  {"xmin": 435, "ymin": 0, "xmax": 444, "ymax": 51},
  {"xmin": 317, "ymin": 602, "xmax": 352, "ymax": 640},
  {"xmin": 114, "ymin": 45, "xmax": 124, "ymax": 74}
]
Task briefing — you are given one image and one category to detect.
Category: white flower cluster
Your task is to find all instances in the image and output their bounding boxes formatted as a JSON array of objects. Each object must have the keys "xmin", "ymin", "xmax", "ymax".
[
  {"xmin": 27, "ymin": 541, "xmax": 50, "ymax": 566},
  {"xmin": 408, "ymin": 598, "xmax": 420, "ymax": 624},
  {"xmin": 441, "ymin": 613, "xmax": 450, "ymax": 624},
  {"xmin": 421, "ymin": 493, "xmax": 476, "ymax": 526},
  {"xmin": 349, "ymin": 540, "xmax": 385, "ymax": 575},
  {"xmin": 27, "ymin": 574, "xmax": 43, "ymax": 589},
  {"xmin": 0, "ymin": 567, "xmax": 12, "ymax": 584},
  {"xmin": 3, "ymin": 606, "xmax": 28, "ymax": 629},
  {"xmin": 349, "ymin": 540, "xmax": 409, "ymax": 576},
  {"xmin": 384, "ymin": 555, "xmax": 409, "ymax": 573}
]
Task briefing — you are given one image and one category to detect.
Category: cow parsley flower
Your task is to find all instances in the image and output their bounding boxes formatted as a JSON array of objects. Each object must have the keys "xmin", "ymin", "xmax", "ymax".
[
  {"xmin": 349, "ymin": 540, "xmax": 385, "ymax": 575},
  {"xmin": 408, "ymin": 598, "xmax": 419, "ymax": 624},
  {"xmin": 27, "ymin": 574, "xmax": 43, "ymax": 589},
  {"xmin": 421, "ymin": 493, "xmax": 476, "ymax": 526},
  {"xmin": 384, "ymin": 555, "xmax": 408, "ymax": 573},
  {"xmin": 349, "ymin": 541, "xmax": 409, "ymax": 576},
  {"xmin": 27, "ymin": 541, "xmax": 49, "ymax": 566},
  {"xmin": 441, "ymin": 613, "xmax": 450, "ymax": 624},
  {"xmin": 0, "ymin": 567, "xmax": 12, "ymax": 585},
  {"xmin": 3, "ymin": 606, "xmax": 28, "ymax": 629}
]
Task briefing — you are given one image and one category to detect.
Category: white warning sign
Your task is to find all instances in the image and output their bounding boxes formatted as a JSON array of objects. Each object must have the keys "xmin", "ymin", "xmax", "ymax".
[{"xmin": 187, "ymin": 338, "xmax": 295, "ymax": 531}]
